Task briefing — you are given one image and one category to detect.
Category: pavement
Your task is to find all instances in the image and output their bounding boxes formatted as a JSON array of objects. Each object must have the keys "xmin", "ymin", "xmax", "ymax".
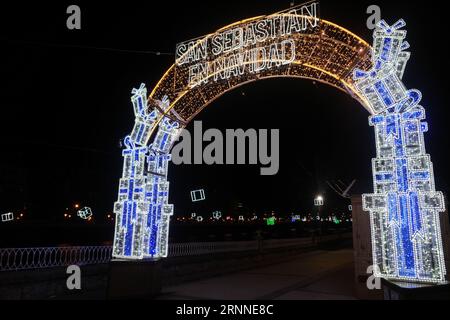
[{"xmin": 159, "ymin": 248, "xmax": 356, "ymax": 300}]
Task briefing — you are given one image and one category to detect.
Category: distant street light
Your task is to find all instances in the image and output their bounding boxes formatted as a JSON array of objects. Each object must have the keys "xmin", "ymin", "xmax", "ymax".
[
  {"xmin": 314, "ymin": 195, "xmax": 324, "ymax": 206},
  {"xmin": 314, "ymin": 195, "xmax": 324, "ymax": 239}
]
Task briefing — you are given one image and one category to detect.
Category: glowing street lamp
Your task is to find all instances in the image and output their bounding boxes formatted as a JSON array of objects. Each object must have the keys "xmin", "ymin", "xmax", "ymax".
[
  {"xmin": 314, "ymin": 195, "xmax": 324, "ymax": 238},
  {"xmin": 314, "ymin": 195, "xmax": 324, "ymax": 207}
]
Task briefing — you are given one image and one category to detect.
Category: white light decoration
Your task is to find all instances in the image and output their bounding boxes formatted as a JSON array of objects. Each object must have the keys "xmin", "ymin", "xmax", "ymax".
[
  {"xmin": 354, "ymin": 19, "xmax": 447, "ymax": 283},
  {"xmin": 191, "ymin": 189, "xmax": 206, "ymax": 202},
  {"xmin": 212, "ymin": 211, "xmax": 222, "ymax": 220},
  {"xmin": 113, "ymin": 85, "xmax": 180, "ymax": 260},
  {"xmin": 196, "ymin": 216, "xmax": 204, "ymax": 222},
  {"xmin": 175, "ymin": 2, "xmax": 318, "ymax": 89},
  {"xmin": 77, "ymin": 207, "xmax": 93, "ymax": 220},
  {"xmin": 191, "ymin": 212, "xmax": 197, "ymax": 218},
  {"xmin": 1, "ymin": 212, "xmax": 14, "ymax": 222},
  {"xmin": 238, "ymin": 215, "xmax": 245, "ymax": 222},
  {"xmin": 314, "ymin": 196, "xmax": 324, "ymax": 206}
]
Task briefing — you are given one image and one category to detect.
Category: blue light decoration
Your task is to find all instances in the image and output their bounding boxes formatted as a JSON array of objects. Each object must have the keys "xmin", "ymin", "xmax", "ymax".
[
  {"xmin": 354, "ymin": 19, "xmax": 446, "ymax": 283},
  {"xmin": 113, "ymin": 84, "xmax": 180, "ymax": 259}
]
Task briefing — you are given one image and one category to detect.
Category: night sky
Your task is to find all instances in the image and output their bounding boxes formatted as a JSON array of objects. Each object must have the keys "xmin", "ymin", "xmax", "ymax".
[{"xmin": 1, "ymin": 0, "xmax": 449, "ymax": 220}]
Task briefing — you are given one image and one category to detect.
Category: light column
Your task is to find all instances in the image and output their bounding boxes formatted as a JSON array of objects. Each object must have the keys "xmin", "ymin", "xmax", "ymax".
[{"xmin": 354, "ymin": 19, "xmax": 447, "ymax": 283}]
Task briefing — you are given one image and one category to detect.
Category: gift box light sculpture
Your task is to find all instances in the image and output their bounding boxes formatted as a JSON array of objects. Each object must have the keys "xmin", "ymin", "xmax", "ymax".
[
  {"xmin": 113, "ymin": 85, "xmax": 180, "ymax": 259},
  {"xmin": 355, "ymin": 19, "xmax": 446, "ymax": 283}
]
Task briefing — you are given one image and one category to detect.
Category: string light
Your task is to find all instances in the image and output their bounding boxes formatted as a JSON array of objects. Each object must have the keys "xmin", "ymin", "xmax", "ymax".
[{"xmin": 354, "ymin": 19, "xmax": 446, "ymax": 283}]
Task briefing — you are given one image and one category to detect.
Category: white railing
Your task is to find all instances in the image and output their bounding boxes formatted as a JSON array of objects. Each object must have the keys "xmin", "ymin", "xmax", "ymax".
[{"xmin": 0, "ymin": 234, "xmax": 351, "ymax": 272}]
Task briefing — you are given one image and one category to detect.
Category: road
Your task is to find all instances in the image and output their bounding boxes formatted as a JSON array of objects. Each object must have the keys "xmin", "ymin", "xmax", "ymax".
[{"xmin": 159, "ymin": 248, "xmax": 356, "ymax": 300}]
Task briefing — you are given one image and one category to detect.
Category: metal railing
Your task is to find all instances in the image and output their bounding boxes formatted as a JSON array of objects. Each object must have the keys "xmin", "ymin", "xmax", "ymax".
[
  {"xmin": 0, "ymin": 246, "xmax": 113, "ymax": 272},
  {"xmin": 0, "ymin": 233, "xmax": 351, "ymax": 272}
]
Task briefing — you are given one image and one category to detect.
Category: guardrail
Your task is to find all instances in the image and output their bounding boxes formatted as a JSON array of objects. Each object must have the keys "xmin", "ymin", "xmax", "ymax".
[{"xmin": 0, "ymin": 233, "xmax": 351, "ymax": 272}]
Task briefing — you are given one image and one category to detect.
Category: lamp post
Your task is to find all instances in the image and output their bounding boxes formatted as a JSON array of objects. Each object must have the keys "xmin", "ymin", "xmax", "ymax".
[{"xmin": 314, "ymin": 195, "xmax": 324, "ymax": 240}]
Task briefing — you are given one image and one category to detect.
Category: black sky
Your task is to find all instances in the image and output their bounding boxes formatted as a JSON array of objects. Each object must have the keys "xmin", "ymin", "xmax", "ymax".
[{"xmin": 1, "ymin": 0, "xmax": 449, "ymax": 219}]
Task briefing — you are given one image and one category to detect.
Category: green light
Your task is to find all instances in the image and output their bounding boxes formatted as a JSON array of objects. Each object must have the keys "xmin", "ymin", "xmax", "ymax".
[
  {"xmin": 333, "ymin": 217, "xmax": 341, "ymax": 225},
  {"xmin": 266, "ymin": 217, "xmax": 276, "ymax": 226}
]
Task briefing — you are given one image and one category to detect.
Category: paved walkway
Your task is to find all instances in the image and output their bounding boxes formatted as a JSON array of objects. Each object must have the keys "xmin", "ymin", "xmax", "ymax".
[{"xmin": 160, "ymin": 249, "xmax": 356, "ymax": 300}]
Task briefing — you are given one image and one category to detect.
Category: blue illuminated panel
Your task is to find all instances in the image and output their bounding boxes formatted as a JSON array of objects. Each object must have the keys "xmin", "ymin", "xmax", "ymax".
[{"xmin": 357, "ymin": 19, "xmax": 446, "ymax": 283}]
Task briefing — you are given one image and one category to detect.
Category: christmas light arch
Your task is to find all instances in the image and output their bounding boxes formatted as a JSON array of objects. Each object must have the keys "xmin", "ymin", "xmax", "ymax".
[{"xmin": 112, "ymin": 9, "xmax": 447, "ymax": 284}]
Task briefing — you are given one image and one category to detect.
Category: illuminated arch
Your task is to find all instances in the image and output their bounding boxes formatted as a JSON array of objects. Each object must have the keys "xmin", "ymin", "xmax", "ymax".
[
  {"xmin": 112, "ymin": 9, "xmax": 447, "ymax": 285},
  {"xmin": 148, "ymin": 17, "xmax": 373, "ymax": 129}
]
